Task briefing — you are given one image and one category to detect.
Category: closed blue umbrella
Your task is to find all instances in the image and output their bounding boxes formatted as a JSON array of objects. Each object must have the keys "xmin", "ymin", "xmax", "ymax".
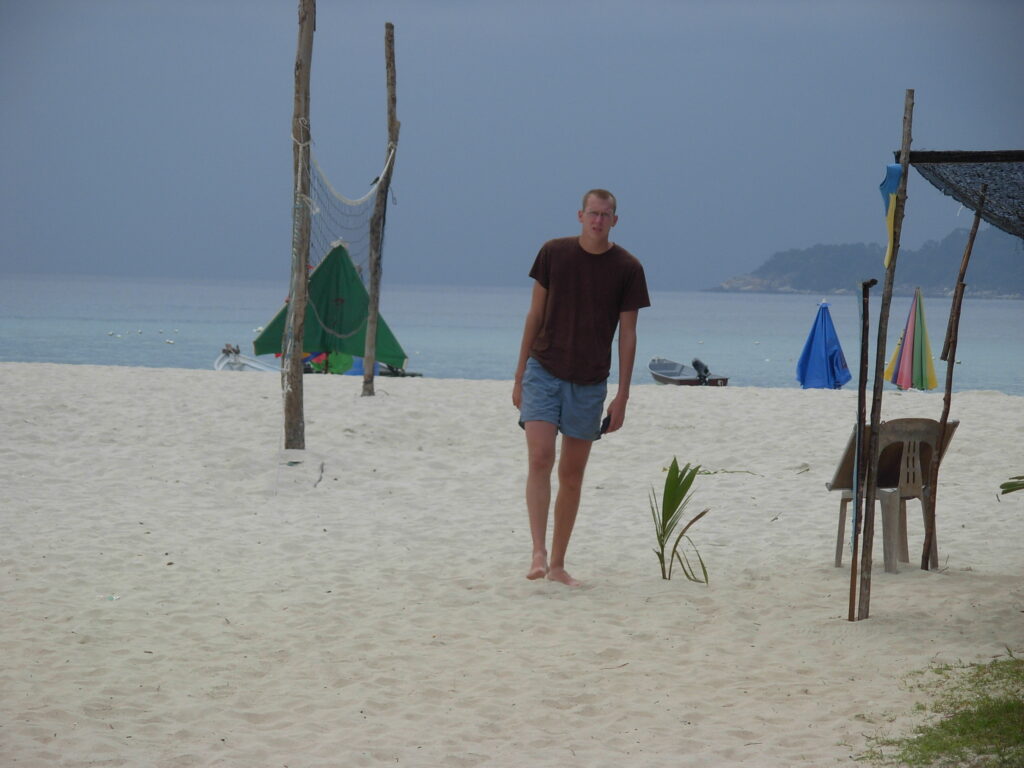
[{"xmin": 796, "ymin": 301, "xmax": 852, "ymax": 389}]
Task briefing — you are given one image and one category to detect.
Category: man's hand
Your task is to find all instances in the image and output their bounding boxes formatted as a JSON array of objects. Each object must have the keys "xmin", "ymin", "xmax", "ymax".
[{"xmin": 604, "ymin": 395, "xmax": 628, "ymax": 433}]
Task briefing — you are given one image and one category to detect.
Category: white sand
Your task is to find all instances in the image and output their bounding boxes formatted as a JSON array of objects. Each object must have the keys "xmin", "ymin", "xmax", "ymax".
[{"xmin": 2, "ymin": 362, "xmax": 1022, "ymax": 767}]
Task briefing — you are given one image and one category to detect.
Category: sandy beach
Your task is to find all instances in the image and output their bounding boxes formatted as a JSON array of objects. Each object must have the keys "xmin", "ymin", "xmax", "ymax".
[{"xmin": 2, "ymin": 362, "xmax": 1022, "ymax": 767}]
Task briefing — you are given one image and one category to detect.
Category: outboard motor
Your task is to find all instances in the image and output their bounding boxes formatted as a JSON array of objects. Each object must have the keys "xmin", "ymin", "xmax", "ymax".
[{"xmin": 692, "ymin": 358, "xmax": 710, "ymax": 385}]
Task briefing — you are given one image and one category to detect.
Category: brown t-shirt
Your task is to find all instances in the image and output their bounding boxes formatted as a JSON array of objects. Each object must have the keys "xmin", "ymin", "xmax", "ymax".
[{"xmin": 529, "ymin": 236, "xmax": 650, "ymax": 385}]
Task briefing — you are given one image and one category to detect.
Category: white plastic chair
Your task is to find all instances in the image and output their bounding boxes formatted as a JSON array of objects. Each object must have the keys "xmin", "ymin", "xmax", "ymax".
[{"xmin": 828, "ymin": 418, "xmax": 958, "ymax": 573}]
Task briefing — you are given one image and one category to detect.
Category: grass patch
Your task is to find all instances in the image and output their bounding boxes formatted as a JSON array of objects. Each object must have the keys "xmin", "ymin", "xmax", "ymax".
[{"xmin": 862, "ymin": 652, "xmax": 1024, "ymax": 767}]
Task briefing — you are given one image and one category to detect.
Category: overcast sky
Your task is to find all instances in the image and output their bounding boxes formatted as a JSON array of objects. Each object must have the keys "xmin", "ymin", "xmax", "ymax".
[{"xmin": 2, "ymin": 0, "xmax": 1022, "ymax": 291}]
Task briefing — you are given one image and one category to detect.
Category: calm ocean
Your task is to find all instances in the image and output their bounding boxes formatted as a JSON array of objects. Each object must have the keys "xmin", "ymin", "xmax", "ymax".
[{"xmin": 1, "ymin": 273, "xmax": 1022, "ymax": 396}]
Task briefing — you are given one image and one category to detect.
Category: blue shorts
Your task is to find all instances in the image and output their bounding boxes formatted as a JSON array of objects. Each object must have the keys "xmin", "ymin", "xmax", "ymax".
[{"xmin": 519, "ymin": 357, "xmax": 607, "ymax": 441}]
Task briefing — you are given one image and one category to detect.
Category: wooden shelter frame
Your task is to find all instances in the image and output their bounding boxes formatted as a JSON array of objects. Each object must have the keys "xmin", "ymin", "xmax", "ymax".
[{"xmin": 850, "ymin": 89, "xmax": 1023, "ymax": 619}]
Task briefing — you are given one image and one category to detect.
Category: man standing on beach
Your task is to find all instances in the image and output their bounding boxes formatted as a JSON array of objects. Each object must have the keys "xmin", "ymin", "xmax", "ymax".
[{"xmin": 512, "ymin": 189, "xmax": 650, "ymax": 586}]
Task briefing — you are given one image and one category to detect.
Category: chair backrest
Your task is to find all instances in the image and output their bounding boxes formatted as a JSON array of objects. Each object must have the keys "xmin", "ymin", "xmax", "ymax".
[
  {"xmin": 827, "ymin": 425, "xmax": 869, "ymax": 491},
  {"xmin": 875, "ymin": 418, "xmax": 959, "ymax": 494},
  {"xmin": 826, "ymin": 418, "xmax": 959, "ymax": 492}
]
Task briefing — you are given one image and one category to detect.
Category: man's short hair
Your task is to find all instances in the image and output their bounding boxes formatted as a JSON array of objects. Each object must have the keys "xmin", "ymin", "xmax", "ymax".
[{"xmin": 581, "ymin": 189, "xmax": 617, "ymax": 214}]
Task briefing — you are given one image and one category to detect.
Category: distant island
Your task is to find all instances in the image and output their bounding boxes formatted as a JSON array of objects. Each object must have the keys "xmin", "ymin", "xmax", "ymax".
[{"xmin": 710, "ymin": 227, "xmax": 1024, "ymax": 299}]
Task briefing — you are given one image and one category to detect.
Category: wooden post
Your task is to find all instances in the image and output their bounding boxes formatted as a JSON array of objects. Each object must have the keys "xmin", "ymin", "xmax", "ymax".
[
  {"xmin": 858, "ymin": 88, "xmax": 913, "ymax": 620},
  {"xmin": 848, "ymin": 278, "xmax": 877, "ymax": 621},
  {"xmin": 282, "ymin": 0, "xmax": 315, "ymax": 449},
  {"xmin": 921, "ymin": 186, "xmax": 987, "ymax": 570},
  {"xmin": 362, "ymin": 22, "xmax": 400, "ymax": 397}
]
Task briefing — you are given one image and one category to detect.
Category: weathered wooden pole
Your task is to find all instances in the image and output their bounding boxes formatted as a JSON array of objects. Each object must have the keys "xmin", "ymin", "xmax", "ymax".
[
  {"xmin": 858, "ymin": 88, "xmax": 914, "ymax": 620},
  {"xmin": 848, "ymin": 278, "xmax": 877, "ymax": 622},
  {"xmin": 282, "ymin": 0, "xmax": 315, "ymax": 448},
  {"xmin": 921, "ymin": 186, "xmax": 987, "ymax": 570},
  {"xmin": 362, "ymin": 22, "xmax": 400, "ymax": 397}
]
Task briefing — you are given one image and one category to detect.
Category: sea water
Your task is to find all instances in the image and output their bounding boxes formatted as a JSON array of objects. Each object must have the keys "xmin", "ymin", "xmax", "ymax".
[{"xmin": 1, "ymin": 273, "xmax": 1022, "ymax": 396}]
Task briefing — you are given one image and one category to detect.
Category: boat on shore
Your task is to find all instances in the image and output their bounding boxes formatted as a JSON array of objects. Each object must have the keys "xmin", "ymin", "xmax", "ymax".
[
  {"xmin": 214, "ymin": 345, "xmax": 279, "ymax": 373},
  {"xmin": 649, "ymin": 357, "xmax": 729, "ymax": 386}
]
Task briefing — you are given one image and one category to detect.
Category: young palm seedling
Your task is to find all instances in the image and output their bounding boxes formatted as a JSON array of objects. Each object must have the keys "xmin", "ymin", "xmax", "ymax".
[
  {"xmin": 1000, "ymin": 475, "xmax": 1024, "ymax": 494},
  {"xmin": 649, "ymin": 458, "xmax": 710, "ymax": 582}
]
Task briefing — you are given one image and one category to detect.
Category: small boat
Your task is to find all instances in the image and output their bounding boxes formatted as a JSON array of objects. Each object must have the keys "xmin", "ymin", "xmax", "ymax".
[
  {"xmin": 380, "ymin": 363, "xmax": 422, "ymax": 378},
  {"xmin": 649, "ymin": 357, "xmax": 729, "ymax": 386},
  {"xmin": 214, "ymin": 345, "xmax": 279, "ymax": 373}
]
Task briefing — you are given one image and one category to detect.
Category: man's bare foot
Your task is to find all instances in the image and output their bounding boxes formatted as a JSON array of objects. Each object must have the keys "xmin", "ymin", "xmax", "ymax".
[
  {"xmin": 526, "ymin": 552, "xmax": 548, "ymax": 580},
  {"xmin": 546, "ymin": 566, "xmax": 581, "ymax": 587}
]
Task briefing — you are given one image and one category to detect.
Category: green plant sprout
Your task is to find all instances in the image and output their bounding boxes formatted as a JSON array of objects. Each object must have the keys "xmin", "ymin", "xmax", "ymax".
[
  {"xmin": 999, "ymin": 475, "xmax": 1023, "ymax": 494},
  {"xmin": 649, "ymin": 458, "xmax": 710, "ymax": 582}
]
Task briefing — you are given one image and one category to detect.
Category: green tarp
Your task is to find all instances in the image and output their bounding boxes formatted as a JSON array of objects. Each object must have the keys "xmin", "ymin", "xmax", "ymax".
[{"xmin": 252, "ymin": 244, "xmax": 408, "ymax": 370}]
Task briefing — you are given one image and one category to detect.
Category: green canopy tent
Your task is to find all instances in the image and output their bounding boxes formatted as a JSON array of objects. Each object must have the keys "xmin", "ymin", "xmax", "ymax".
[{"xmin": 253, "ymin": 244, "xmax": 408, "ymax": 371}]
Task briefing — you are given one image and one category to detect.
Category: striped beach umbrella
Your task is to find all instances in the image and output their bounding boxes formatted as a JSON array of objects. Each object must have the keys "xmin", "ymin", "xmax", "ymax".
[{"xmin": 884, "ymin": 287, "xmax": 938, "ymax": 391}]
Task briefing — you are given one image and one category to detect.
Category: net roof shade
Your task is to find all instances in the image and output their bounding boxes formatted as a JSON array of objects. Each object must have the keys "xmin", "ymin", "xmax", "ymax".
[{"xmin": 895, "ymin": 150, "xmax": 1024, "ymax": 239}]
